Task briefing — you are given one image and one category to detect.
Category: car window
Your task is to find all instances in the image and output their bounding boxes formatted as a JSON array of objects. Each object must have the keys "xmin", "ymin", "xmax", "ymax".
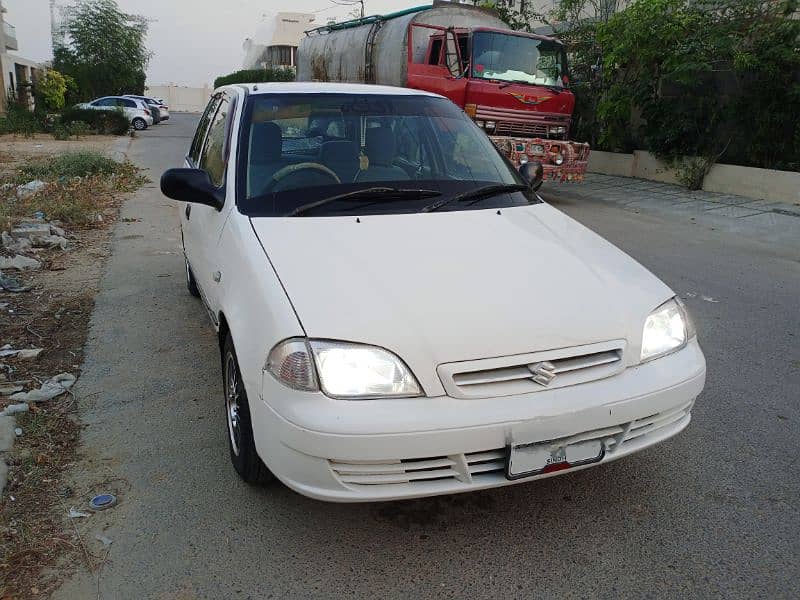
[
  {"xmin": 189, "ymin": 95, "xmax": 222, "ymax": 165},
  {"xmin": 94, "ymin": 98, "xmax": 115, "ymax": 107},
  {"xmin": 238, "ymin": 93, "xmax": 533, "ymax": 217},
  {"xmin": 121, "ymin": 99, "xmax": 137, "ymax": 108},
  {"xmin": 199, "ymin": 95, "xmax": 231, "ymax": 188}
]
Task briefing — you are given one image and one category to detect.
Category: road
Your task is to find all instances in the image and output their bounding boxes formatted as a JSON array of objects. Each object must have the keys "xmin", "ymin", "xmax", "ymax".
[{"xmin": 56, "ymin": 113, "xmax": 799, "ymax": 599}]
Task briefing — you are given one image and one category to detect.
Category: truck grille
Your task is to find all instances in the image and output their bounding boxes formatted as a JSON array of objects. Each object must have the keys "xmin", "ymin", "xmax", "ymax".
[{"xmin": 438, "ymin": 341, "xmax": 626, "ymax": 399}]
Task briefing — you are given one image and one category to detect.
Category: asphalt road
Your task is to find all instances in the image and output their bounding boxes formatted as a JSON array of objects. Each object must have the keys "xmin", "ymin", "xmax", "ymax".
[{"xmin": 56, "ymin": 113, "xmax": 799, "ymax": 599}]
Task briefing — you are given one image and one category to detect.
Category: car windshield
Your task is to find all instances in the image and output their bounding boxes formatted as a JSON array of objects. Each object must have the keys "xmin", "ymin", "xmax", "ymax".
[
  {"xmin": 471, "ymin": 32, "xmax": 566, "ymax": 87},
  {"xmin": 237, "ymin": 93, "xmax": 537, "ymax": 217}
]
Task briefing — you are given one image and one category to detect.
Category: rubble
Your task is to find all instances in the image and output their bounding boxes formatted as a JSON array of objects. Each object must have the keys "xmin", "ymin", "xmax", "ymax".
[
  {"xmin": 0, "ymin": 403, "xmax": 29, "ymax": 415},
  {"xmin": 0, "ymin": 346, "xmax": 43, "ymax": 359},
  {"xmin": 15, "ymin": 180, "xmax": 47, "ymax": 200},
  {"xmin": 0, "ymin": 415, "xmax": 15, "ymax": 452},
  {"xmin": 8, "ymin": 373, "xmax": 76, "ymax": 403},
  {"xmin": 0, "ymin": 271, "xmax": 30, "ymax": 292},
  {"xmin": 0, "ymin": 254, "xmax": 41, "ymax": 271},
  {"xmin": 0, "ymin": 386, "xmax": 25, "ymax": 397}
]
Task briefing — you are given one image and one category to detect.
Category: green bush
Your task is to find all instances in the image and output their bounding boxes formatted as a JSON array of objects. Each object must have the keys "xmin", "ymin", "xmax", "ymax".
[
  {"xmin": 18, "ymin": 151, "xmax": 122, "ymax": 181},
  {"xmin": 51, "ymin": 123, "xmax": 72, "ymax": 140},
  {"xmin": 0, "ymin": 103, "xmax": 44, "ymax": 137},
  {"xmin": 214, "ymin": 68, "xmax": 295, "ymax": 89},
  {"xmin": 59, "ymin": 106, "xmax": 130, "ymax": 135}
]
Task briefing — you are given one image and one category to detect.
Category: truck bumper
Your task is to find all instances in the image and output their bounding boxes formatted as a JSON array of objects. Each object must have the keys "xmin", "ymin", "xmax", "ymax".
[{"xmin": 490, "ymin": 136, "xmax": 591, "ymax": 182}]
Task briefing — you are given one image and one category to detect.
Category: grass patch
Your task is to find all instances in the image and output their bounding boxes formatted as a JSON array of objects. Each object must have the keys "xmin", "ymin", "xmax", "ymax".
[
  {"xmin": 18, "ymin": 151, "xmax": 123, "ymax": 181},
  {"xmin": 0, "ymin": 151, "xmax": 147, "ymax": 230}
]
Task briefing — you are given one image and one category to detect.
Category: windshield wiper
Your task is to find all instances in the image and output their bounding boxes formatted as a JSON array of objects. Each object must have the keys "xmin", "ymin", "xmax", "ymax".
[
  {"xmin": 420, "ymin": 184, "xmax": 529, "ymax": 213},
  {"xmin": 498, "ymin": 79, "xmax": 563, "ymax": 95},
  {"xmin": 287, "ymin": 187, "xmax": 441, "ymax": 217}
]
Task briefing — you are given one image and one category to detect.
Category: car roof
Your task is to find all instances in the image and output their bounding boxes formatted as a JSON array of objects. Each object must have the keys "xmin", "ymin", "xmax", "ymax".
[{"xmin": 227, "ymin": 82, "xmax": 444, "ymax": 99}]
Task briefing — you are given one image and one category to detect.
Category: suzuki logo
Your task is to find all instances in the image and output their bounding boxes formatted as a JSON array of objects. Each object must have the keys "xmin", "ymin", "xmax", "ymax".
[
  {"xmin": 529, "ymin": 361, "xmax": 557, "ymax": 386},
  {"xmin": 510, "ymin": 92, "xmax": 552, "ymax": 105}
]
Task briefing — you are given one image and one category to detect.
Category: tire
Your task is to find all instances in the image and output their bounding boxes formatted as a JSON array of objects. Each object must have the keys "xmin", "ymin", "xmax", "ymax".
[
  {"xmin": 132, "ymin": 117, "xmax": 147, "ymax": 130},
  {"xmin": 223, "ymin": 334, "xmax": 273, "ymax": 484},
  {"xmin": 185, "ymin": 258, "xmax": 200, "ymax": 298}
]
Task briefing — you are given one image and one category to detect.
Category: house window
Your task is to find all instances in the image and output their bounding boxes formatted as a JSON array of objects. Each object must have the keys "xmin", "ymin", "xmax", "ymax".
[{"xmin": 266, "ymin": 45, "xmax": 294, "ymax": 68}]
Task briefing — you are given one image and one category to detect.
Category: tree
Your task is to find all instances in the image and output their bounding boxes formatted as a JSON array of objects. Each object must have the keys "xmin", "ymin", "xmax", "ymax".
[
  {"xmin": 36, "ymin": 69, "xmax": 69, "ymax": 111},
  {"xmin": 53, "ymin": 0, "xmax": 151, "ymax": 101}
]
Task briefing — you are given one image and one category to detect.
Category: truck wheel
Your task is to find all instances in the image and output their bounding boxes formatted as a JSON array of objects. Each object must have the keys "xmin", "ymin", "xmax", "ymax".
[
  {"xmin": 223, "ymin": 333, "xmax": 274, "ymax": 484},
  {"xmin": 185, "ymin": 259, "xmax": 200, "ymax": 298},
  {"xmin": 132, "ymin": 117, "xmax": 147, "ymax": 130}
]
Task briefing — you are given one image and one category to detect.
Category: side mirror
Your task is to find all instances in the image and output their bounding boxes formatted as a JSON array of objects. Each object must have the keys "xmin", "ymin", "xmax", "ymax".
[
  {"xmin": 160, "ymin": 168, "xmax": 223, "ymax": 210},
  {"xmin": 519, "ymin": 161, "xmax": 544, "ymax": 192}
]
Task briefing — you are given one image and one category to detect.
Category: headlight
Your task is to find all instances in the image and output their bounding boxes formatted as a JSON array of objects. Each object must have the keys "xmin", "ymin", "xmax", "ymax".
[
  {"xmin": 267, "ymin": 338, "xmax": 422, "ymax": 399},
  {"xmin": 640, "ymin": 298, "xmax": 694, "ymax": 362},
  {"xmin": 553, "ymin": 153, "xmax": 565, "ymax": 165},
  {"xmin": 548, "ymin": 125, "xmax": 567, "ymax": 136},
  {"xmin": 518, "ymin": 154, "xmax": 529, "ymax": 164},
  {"xmin": 529, "ymin": 144, "xmax": 545, "ymax": 154},
  {"xmin": 484, "ymin": 120, "xmax": 496, "ymax": 132}
]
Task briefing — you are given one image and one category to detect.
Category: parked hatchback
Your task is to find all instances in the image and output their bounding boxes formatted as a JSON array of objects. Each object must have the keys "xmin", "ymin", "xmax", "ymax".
[
  {"xmin": 78, "ymin": 96, "xmax": 153, "ymax": 130},
  {"xmin": 124, "ymin": 94, "xmax": 170, "ymax": 122},
  {"xmin": 161, "ymin": 83, "xmax": 706, "ymax": 502}
]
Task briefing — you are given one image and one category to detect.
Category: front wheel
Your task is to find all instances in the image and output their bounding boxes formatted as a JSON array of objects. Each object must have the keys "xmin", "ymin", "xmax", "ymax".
[
  {"xmin": 185, "ymin": 258, "xmax": 200, "ymax": 298},
  {"xmin": 223, "ymin": 334, "xmax": 273, "ymax": 484},
  {"xmin": 132, "ymin": 117, "xmax": 147, "ymax": 130}
]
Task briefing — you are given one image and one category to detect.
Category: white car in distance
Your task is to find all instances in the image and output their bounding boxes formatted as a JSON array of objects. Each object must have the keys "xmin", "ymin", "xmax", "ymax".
[
  {"xmin": 161, "ymin": 83, "xmax": 706, "ymax": 502},
  {"xmin": 77, "ymin": 96, "xmax": 153, "ymax": 130}
]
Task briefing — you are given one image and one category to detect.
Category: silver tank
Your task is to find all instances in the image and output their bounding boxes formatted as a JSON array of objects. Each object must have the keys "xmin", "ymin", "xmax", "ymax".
[{"xmin": 296, "ymin": 3, "xmax": 507, "ymax": 86}]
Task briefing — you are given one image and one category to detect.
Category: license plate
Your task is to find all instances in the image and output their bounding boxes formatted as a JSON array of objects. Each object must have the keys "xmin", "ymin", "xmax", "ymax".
[{"xmin": 506, "ymin": 438, "xmax": 605, "ymax": 480}]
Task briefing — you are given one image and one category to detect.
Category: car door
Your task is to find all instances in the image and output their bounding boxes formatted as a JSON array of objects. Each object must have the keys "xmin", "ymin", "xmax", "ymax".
[{"xmin": 182, "ymin": 92, "xmax": 236, "ymax": 319}]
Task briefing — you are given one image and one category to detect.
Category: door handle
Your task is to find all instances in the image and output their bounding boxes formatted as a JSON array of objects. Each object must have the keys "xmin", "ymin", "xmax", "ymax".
[{"xmin": 185, "ymin": 204, "xmax": 191, "ymax": 220}]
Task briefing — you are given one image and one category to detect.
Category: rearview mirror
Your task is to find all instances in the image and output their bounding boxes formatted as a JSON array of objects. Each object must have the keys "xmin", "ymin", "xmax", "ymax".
[
  {"xmin": 160, "ymin": 168, "xmax": 224, "ymax": 210},
  {"xmin": 519, "ymin": 161, "xmax": 544, "ymax": 191}
]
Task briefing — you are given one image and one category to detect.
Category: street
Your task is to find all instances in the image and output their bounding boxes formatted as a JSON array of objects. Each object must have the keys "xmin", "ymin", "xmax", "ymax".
[{"xmin": 55, "ymin": 113, "xmax": 799, "ymax": 599}]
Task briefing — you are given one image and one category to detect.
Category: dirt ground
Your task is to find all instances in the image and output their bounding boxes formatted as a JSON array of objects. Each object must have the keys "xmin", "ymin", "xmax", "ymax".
[
  {"xmin": 0, "ymin": 135, "xmax": 136, "ymax": 599},
  {"xmin": 0, "ymin": 134, "xmax": 122, "ymax": 168}
]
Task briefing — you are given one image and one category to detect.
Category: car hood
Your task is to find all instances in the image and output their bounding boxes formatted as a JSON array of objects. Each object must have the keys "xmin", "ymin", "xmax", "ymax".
[{"xmin": 250, "ymin": 204, "xmax": 673, "ymax": 395}]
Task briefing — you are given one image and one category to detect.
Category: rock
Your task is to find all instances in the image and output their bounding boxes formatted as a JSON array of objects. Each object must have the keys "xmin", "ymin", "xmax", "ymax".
[
  {"xmin": 10, "ymin": 224, "xmax": 51, "ymax": 239},
  {"xmin": 0, "ymin": 272, "xmax": 30, "ymax": 292},
  {"xmin": 17, "ymin": 348, "xmax": 43, "ymax": 360},
  {"xmin": 30, "ymin": 234, "xmax": 68, "ymax": 250},
  {"xmin": 15, "ymin": 180, "xmax": 47, "ymax": 200},
  {"xmin": 0, "ymin": 415, "xmax": 16, "ymax": 452},
  {"xmin": 0, "ymin": 254, "xmax": 41, "ymax": 271},
  {"xmin": 1, "ymin": 403, "xmax": 29, "ymax": 415},
  {"xmin": 0, "ymin": 460, "xmax": 7, "ymax": 498},
  {"xmin": 14, "ymin": 427, "xmax": 21, "ymax": 437},
  {"xmin": 0, "ymin": 385, "xmax": 24, "ymax": 396},
  {"xmin": 1, "ymin": 232, "xmax": 32, "ymax": 254},
  {"xmin": 9, "ymin": 373, "xmax": 76, "ymax": 403},
  {"xmin": 50, "ymin": 224, "xmax": 67, "ymax": 238}
]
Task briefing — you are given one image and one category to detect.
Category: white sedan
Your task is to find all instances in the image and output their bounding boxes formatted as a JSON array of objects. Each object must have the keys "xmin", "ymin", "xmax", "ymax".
[{"xmin": 161, "ymin": 83, "xmax": 706, "ymax": 502}]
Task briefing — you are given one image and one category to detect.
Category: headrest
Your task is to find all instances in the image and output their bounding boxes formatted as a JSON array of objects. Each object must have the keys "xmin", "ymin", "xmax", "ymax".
[
  {"xmin": 250, "ymin": 121, "xmax": 281, "ymax": 162},
  {"xmin": 319, "ymin": 140, "xmax": 359, "ymax": 163},
  {"xmin": 365, "ymin": 127, "xmax": 395, "ymax": 166}
]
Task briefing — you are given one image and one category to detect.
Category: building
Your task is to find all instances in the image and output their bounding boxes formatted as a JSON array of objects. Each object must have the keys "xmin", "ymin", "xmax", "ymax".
[
  {"xmin": 0, "ymin": 0, "xmax": 43, "ymax": 114},
  {"xmin": 242, "ymin": 12, "xmax": 316, "ymax": 70}
]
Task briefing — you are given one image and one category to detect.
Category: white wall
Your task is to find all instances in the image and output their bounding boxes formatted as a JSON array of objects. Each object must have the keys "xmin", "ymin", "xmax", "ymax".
[{"xmin": 145, "ymin": 84, "xmax": 212, "ymax": 113}]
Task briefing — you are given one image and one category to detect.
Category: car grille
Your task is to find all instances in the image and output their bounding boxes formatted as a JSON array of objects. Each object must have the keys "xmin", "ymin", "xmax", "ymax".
[
  {"xmin": 438, "ymin": 341, "xmax": 626, "ymax": 399},
  {"xmin": 327, "ymin": 400, "xmax": 692, "ymax": 490},
  {"xmin": 329, "ymin": 449, "xmax": 506, "ymax": 486}
]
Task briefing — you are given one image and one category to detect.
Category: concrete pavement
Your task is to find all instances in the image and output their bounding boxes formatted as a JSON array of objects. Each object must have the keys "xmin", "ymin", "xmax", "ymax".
[{"xmin": 56, "ymin": 113, "xmax": 799, "ymax": 599}]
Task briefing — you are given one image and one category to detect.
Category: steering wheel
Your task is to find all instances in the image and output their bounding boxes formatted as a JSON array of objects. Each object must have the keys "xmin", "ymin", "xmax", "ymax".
[{"xmin": 264, "ymin": 162, "xmax": 340, "ymax": 193}]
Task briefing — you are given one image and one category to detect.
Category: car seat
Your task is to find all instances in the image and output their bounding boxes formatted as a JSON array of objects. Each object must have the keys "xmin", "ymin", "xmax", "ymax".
[{"xmin": 353, "ymin": 127, "xmax": 409, "ymax": 183}]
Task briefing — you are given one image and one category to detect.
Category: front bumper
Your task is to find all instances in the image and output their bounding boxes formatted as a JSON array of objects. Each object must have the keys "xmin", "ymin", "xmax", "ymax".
[
  {"xmin": 490, "ymin": 135, "xmax": 590, "ymax": 181},
  {"xmin": 253, "ymin": 340, "xmax": 705, "ymax": 502}
]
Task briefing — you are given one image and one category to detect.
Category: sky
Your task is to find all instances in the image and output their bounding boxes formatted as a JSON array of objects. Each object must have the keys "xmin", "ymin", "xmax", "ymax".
[{"xmin": 6, "ymin": 0, "xmax": 425, "ymax": 87}]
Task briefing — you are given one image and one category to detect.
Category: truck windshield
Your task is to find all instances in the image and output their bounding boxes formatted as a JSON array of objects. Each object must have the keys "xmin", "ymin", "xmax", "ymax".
[
  {"xmin": 471, "ymin": 32, "xmax": 565, "ymax": 87},
  {"xmin": 237, "ymin": 93, "xmax": 537, "ymax": 217}
]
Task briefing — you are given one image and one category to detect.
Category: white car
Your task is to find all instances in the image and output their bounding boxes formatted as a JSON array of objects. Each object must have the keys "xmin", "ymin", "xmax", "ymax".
[
  {"xmin": 77, "ymin": 96, "xmax": 153, "ymax": 130},
  {"xmin": 123, "ymin": 94, "xmax": 170, "ymax": 121},
  {"xmin": 161, "ymin": 83, "xmax": 706, "ymax": 502}
]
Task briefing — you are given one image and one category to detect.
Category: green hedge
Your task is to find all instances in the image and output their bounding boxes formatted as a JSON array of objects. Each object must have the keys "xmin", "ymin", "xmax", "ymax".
[
  {"xmin": 59, "ymin": 107, "xmax": 130, "ymax": 135},
  {"xmin": 214, "ymin": 68, "xmax": 295, "ymax": 89}
]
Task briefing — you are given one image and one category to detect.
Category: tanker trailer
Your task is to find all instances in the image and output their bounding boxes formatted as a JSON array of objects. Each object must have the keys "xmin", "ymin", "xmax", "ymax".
[{"xmin": 296, "ymin": 1, "xmax": 589, "ymax": 183}]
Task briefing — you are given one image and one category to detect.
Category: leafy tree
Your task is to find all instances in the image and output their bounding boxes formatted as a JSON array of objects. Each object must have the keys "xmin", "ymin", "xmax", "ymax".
[
  {"xmin": 37, "ymin": 69, "xmax": 69, "ymax": 111},
  {"xmin": 477, "ymin": 0, "xmax": 547, "ymax": 32},
  {"xmin": 53, "ymin": 0, "xmax": 151, "ymax": 101}
]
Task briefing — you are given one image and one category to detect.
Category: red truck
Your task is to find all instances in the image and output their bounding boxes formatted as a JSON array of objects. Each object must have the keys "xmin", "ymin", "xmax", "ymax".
[{"xmin": 296, "ymin": 2, "xmax": 589, "ymax": 184}]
